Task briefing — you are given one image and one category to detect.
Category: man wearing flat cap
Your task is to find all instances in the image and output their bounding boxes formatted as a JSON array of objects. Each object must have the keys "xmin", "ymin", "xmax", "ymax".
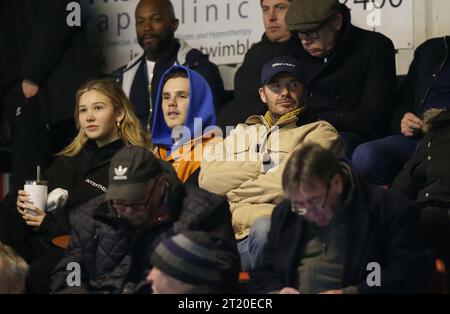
[
  {"xmin": 200, "ymin": 56, "xmax": 343, "ymax": 272},
  {"xmin": 286, "ymin": 0, "xmax": 396, "ymax": 157},
  {"xmin": 50, "ymin": 146, "xmax": 239, "ymax": 294}
]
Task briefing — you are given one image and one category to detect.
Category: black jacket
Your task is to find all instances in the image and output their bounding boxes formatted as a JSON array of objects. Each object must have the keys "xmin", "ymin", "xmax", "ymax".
[
  {"xmin": 393, "ymin": 109, "xmax": 450, "ymax": 208},
  {"xmin": 297, "ymin": 5, "xmax": 396, "ymax": 139},
  {"xmin": 0, "ymin": 140, "xmax": 123, "ymax": 261},
  {"xmin": 50, "ymin": 184, "xmax": 239, "ymax": 294},
  {"xmin": 390, "ymin": 36, "xmax": 450, "ymax": 134},
  {"xmin": 250, "ymin": 163, "xmax": 434, "ymax": 294},
  {"xmin": 113, "ymin": 39, "xmax": 225, "ymax": 129},
  {"xmin": 0, "ymin": 0, "xmax": 94, "ymax": 125},
  {"xmin": 38, "ymin": 140, "xmax": 125, "ymax": 241},
  {"xmin": 217, "ymin": 32, "xmax": 301, "ymax": 130}
]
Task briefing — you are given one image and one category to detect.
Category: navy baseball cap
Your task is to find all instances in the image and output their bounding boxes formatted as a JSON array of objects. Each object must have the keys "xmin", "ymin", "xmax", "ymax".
[{"xmin": 261, "ymin": 56, "xmax": 305, "ymax": 85}]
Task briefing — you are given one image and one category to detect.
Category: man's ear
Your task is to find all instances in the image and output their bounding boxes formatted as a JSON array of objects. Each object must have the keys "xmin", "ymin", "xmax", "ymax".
[
  {"xmin": 332, "ymin": 13, "xmax": 343, "ymax": 31},
  {"xmin": 172, "ymin": 18, "xmax": 179, "ymax": 33},
  {"xmin": 156, "ymin": 175, "xmax": 168, "ymax": 193},
  {"xmin": 333, "ymin": 173, "xmax": 344, "ymax": 195},
  {"xmin": 155, "ymin": 175, "xmax": 169, "ymax": 204},
  {"xmin": 259, "ymin": 87, "xmax": 267, "ymax": 104}
]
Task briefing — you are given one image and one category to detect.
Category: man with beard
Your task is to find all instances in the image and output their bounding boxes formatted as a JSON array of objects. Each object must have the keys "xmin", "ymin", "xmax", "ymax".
[
  {"xmin": 114, "ymin": 0, "xmax": 224, "ymax": 131},
  {"xmin": 200, "ymin": 57, "xmax": 343, "ymax": 272}
]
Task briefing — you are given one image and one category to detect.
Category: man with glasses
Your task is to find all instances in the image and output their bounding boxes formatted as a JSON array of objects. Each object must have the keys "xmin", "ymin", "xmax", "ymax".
[
  {"xmin": 50, "ymin": 146, "xmax": 239, "ymax": 293},
  {"xmin": 200, "ymin": 56, "xmax": 343, "ymax": 272},
  {"xmin": 285, "ymin": 0, "xmax": 396, "ymax": 157},
  {"xmin": 249, "ymin": 144, "xmax": 434, "ymax": 294}
]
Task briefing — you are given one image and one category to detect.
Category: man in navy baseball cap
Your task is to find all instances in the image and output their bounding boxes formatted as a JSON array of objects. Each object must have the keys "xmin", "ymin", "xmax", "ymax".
[
  {"xmin": 258, "ymin": 56, "xmax": 306, "ymax": 123},
  {"xmin": 200, "ymin": 55, "xmax": 343, "ymax": 272}
]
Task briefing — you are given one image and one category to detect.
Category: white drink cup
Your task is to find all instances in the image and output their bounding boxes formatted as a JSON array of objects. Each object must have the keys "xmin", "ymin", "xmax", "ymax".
[{"xmin": 24, "ymin": 180, "xmax": 48, "ymax": 216}]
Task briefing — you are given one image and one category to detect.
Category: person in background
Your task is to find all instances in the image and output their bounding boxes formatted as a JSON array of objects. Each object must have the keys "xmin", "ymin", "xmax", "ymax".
[
  {"xmin": 0, "ymin": 0, "xmax": 95, "ymax": 189},
  {"xmin": 393, "ymin": 108, "xmax": 450, "ymax": 280},
  {"xmin": 353, "ymin": 36, "xmax": 450, "ymax": 185}
]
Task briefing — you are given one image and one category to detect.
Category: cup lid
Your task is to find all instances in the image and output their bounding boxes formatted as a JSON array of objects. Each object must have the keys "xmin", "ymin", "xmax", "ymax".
[{"xmin": 25, "ymin": 180, "xmax": 48, "ymax": 185}]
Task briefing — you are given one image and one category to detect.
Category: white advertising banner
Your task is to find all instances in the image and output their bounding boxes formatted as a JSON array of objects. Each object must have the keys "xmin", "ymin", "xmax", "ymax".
[
  {"xmin": 82, "ymin": 0, "xmax": 141, "ymax": 74},
  {"xmin": 341, "ymin": 0, "xmax": 413, "ymax": 49},
  {"xmin": 81, "ymin": 0, "xmax": 413, "ymax": 73},
  {"xmin": 173, "ymin": 0, "xmax": 264, "ymax": 65}
]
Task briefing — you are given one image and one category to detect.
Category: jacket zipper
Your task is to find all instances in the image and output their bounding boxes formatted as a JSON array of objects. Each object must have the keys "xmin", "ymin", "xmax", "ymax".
[{"xmin": 146, "ymin": 82, "xmax": 153, "ymax": 132}]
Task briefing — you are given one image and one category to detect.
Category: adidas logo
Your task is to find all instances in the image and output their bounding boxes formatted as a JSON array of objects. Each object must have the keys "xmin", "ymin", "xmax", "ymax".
[{"xmin": 113, "ymin": 165, "xmax": 128, "ymax": 180}]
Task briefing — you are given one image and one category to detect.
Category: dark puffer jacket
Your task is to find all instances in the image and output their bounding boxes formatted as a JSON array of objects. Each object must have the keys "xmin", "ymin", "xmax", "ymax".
[
  {"xmin": 393, "ymin": 109, "xmax": 450, "ymax": 208},
  {"xmin": 50, "ymin": 183, "xmax": 239, "ymax": 294},
  {"xmin": 297, "ymin": 4, "xmax": 396, "ymax": 139}
]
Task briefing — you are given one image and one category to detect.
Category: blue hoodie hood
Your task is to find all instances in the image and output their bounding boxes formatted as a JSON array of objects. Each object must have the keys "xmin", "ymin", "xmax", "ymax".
[{"xmin": 151, "ymin": 65, "xmax": 216, "ymax": 152}]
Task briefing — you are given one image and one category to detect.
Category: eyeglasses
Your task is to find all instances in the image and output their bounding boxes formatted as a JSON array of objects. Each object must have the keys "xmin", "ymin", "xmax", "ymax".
[
  {"xmin": 291, "ymin": 183, "xmax": 330, "ymax": 216},
  {"xmin": 266, "ymin": 81, "xmax": 302, "ymax": 94},
  {"xmin": 298, "ymin": 30, "xmax": 321, "ymax": 41},
  {"xmin": 111, "ymin": 199, "xmax": 148, "ymax": 213},
  {"xmin": 110, "ymin": 189, "xmax": 153, "ymax": 213},
  {"xmin": 297, "ymin": 18, "xmax": 332, "ymax": 41}
]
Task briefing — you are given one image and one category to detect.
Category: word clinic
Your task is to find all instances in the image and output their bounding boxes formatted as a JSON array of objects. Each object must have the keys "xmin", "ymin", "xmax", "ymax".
[{"xmin": 178, "ymin": 0, "xmax": 250, "ymax": 24}]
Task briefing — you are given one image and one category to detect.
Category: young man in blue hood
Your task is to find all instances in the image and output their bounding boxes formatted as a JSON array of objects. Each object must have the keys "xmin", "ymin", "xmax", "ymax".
[{"xmin": 152, "ymin": 65, "xmax": 217, "ymax": 184}]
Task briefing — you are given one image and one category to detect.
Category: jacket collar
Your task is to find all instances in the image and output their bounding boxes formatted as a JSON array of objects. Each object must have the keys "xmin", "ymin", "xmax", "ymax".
[{"xmin": 245, "ymin": 110, "xmax": 300, "ymax": 129}]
